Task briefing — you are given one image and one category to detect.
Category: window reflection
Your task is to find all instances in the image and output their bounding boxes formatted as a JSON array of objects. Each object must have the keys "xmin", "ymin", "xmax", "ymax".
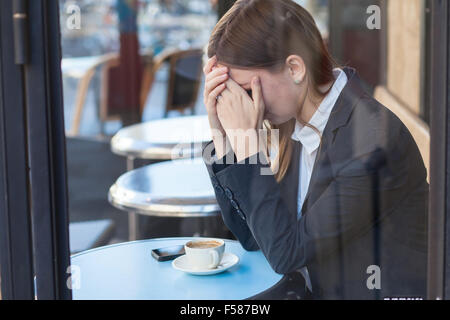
[{"xmin": 57, "ymin": 0, "xmax": 430, "ymax": 300}]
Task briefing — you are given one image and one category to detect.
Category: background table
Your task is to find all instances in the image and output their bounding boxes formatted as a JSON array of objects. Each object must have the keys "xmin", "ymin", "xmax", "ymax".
[
  {"xmin": 111, "ymin": 115, "xmax": 211, "ymax": 160},
  {"xmin": 71, "ymin": 237, "xmax": 284, "ymax": 300},
  {"xmin": 109, "ymin": 158, "xmax": 219, "ymax": 217},
  {"xmin": 110, "ymin": 115, "xmax": 212, "ymax": 240}
]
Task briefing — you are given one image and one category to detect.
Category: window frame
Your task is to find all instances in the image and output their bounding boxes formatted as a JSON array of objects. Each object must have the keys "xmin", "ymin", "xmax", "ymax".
[
  {"xmin": 0, "ymin": 0, "xmax": 71, "ymax": 300},
  {"xmin": 427, "ymin": 0, "xmax": 450, "ymax": 301}
]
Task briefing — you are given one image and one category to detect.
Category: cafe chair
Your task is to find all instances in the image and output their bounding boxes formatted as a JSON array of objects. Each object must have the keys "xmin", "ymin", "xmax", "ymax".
[
  {"xmin": 68, "ymin": 49, "xmax": 155, "ymax": 137},
  {"xmin": 149, "ymin": 48, "xmax": 204, "ymax": 118},
  {"xmin": 68, "ymin": 53, "xmax": 114, "ymax": 137}
]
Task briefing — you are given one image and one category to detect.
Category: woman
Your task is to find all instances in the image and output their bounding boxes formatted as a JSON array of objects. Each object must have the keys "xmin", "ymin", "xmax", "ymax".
[{"xmin": 201, "ymin": 0, "xmax": 428, "ymax": 300}]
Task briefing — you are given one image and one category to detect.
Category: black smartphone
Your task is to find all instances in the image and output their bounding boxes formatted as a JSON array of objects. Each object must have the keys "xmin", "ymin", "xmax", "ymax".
[{"xmin": 151, "ymin": 245, "xmax": 185, "ymax": 262}]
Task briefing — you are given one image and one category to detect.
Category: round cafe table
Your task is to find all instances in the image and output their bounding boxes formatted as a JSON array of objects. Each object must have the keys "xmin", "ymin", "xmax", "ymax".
[
  {"xmin": 70, "ymin": 237, "xmax": 285, "ymax": 300},
  {"xmin": 111, "ymin": 115, "xmax": 211, "ymax": 161},
  {"xmin": 108, "ymin": 158, "xmax": 220, "ymax": 239},
  {"xmin": 110, "ymin": 115, "xmax": 212, "ymax": 240},
  {"xmin": 109, "ymin": 158, "xmax": 219, "ymax": 217}
]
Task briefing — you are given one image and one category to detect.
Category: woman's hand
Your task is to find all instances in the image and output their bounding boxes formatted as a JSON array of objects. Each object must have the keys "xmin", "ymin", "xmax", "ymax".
[
  {"xmin": 203, "ymin": 55, "xmax": 230, "ymax": 159},
  {"xmin": 216, "ymin": 76, "xmax": 266, "ymax": 162}
]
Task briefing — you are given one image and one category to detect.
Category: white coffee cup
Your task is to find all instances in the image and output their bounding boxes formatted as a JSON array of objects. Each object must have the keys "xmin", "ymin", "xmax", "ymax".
[{"xmin": 184, "ymin": 238, "xmax": 225, "ymax": 270}]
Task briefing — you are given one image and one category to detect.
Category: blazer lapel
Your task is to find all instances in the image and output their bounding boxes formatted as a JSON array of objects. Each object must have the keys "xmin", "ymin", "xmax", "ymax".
[
  {"xmin": 300, "ymin": 67, "xmax": 367, "ymax": 216},
  {"xmin": 279, "ymin": 140, "xmax": 301, "ymax": 217},
  {"xmin": 300, "ymin": 134, "xmax": 333, "ymax": 216}
]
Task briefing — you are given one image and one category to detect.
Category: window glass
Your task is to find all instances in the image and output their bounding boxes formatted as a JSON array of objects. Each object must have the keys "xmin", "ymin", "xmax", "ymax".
[{"xmin": 58, "ymin": 0, "xmax": 430, "ymax": 300}]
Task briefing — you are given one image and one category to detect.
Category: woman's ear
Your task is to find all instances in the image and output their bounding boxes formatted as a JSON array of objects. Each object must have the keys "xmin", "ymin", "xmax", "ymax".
[{"xmin": 286, "ymin": 55, "xmax": 306, "ymax": 84}]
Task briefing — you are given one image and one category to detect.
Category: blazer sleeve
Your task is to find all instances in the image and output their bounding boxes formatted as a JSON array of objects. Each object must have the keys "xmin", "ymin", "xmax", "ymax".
[
  {"xmin": 207, "ymin": 127, "xmax": 415, "ymax": 274},
  {"xmin": 202, "ymin": 141, "xmax": 260, "ymax": 251}
]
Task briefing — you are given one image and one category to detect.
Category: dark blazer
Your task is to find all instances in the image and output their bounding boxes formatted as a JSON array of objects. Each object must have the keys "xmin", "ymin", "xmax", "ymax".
[{"xmin": 202, "ymin": 67, "xmax": 428, "ymax": 300}]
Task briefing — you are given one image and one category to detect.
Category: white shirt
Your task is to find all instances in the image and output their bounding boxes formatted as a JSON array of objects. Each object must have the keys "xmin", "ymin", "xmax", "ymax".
[{"xmin": 290, "ymin": 67, "xmax": 348, "ymax": 292}]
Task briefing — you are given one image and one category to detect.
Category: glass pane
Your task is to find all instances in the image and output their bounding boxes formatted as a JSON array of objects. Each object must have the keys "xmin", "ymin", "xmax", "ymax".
[{"xmin": 59, "ymin": 0, "xmax": 431, "ymax": 300}]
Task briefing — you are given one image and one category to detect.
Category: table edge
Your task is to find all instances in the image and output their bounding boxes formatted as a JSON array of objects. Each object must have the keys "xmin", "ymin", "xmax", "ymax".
[
  {"xmin": 70, "ymin": 237, "xmax": 239, "ymax": 259},
  {"xmin": 71, "ymin": 237, "xmax": 289, "ymax": 300},
  {"xmin": 108, "ymin": 195, "xmax": 221, "ymax": 217}
]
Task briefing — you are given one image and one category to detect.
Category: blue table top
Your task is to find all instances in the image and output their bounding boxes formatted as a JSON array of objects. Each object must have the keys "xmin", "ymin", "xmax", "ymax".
[{"xmin": 71, "ymin": 237, "xmax": 284, "ymax": 300}]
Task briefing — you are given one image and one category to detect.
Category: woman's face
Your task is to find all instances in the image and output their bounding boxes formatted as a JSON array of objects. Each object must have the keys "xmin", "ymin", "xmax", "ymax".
[{"xmin": 216, "ymin": 62, "xmax": 304, "ymax": 125}]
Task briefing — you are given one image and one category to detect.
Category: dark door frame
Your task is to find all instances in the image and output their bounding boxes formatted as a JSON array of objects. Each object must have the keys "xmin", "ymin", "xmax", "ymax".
[
  {"xmin": 427, "ymin": 0, "xmax": 449, "ymax": 300},
  {"xmin": 0, "ymin": 0, "xmax": 71, "ymax": 299},
  {"xmin": 0, "ymin": 0, "xmax": 35, "ymax": 300}
]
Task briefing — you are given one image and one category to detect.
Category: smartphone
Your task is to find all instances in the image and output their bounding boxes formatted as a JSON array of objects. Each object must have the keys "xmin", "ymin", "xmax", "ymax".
[{"xmin": 151, "ymin": 245, "xmax": 185, "ymax": 262}]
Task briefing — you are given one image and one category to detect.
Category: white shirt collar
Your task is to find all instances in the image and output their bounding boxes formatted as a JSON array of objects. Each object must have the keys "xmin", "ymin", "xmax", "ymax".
[{"xmin": 291, "ymin": 68, "xmax": 348, "ymax": 155}]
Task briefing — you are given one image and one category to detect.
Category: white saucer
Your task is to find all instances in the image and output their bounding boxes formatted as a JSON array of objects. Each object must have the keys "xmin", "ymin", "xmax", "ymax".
[{"xmin": 172, "ymin": 252, "xmax": 239, "ymax": 275}]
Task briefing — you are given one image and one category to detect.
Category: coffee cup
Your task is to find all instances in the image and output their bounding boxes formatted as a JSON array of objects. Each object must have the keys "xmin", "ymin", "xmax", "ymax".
[{"xmin": 184, "ymin": 238, "xmax": 225, "ymax": 270}]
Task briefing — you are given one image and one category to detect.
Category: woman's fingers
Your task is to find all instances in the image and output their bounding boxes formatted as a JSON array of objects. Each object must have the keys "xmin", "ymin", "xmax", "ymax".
[
  {"xmin": 223, "ymin": 77, "xmax": 241, "ymax": 92},
  {"xmin": 203, "ymin": 69, "xmax": 228, "ymax": 105},
  {"xmin": 205, "ymin": 67, "xmax": 228, "ymax": 83},
  {"xmin": 206, "ymin": 83, "xmax": 226, "ymax": 110},
  {"xmin": 251, "ymin": 76, "xmax": 263, "ymax": 111},
  {"xmin": 251, "ymin": 76, "xmax": 265, "ymax": 129},
  {"xmin": 202, "ymin": 56, "xmax": 227, "ymax": 103},
  {"xmin": 203, "ymin": 75, "xmax": 228, "ymax": 106},
  {"xmin": 203, "ymin": 55, "xmax": 217, "ymax": 75},
  {"xmin": 204, "ymin": 70, "xmax": 228, "ymax": 93},
  {"xmin": 218, "ymin": 79, "xmax": 241, "ymax": 106}
]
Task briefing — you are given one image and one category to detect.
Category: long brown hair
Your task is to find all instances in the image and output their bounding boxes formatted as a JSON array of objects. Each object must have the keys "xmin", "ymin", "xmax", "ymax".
[{"xmin": 207, "ymin": 0, "xmax": 338, "ymax": 181}]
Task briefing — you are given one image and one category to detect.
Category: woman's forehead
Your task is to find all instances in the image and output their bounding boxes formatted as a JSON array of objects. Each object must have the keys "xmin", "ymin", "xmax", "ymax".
[
  {"xmin": 218, "ymin": 65, "xmax": 260, "ymax": 86},
  {"xmin": 215, "ymin": 61, "xmax": 280, "ymax": 87}
]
